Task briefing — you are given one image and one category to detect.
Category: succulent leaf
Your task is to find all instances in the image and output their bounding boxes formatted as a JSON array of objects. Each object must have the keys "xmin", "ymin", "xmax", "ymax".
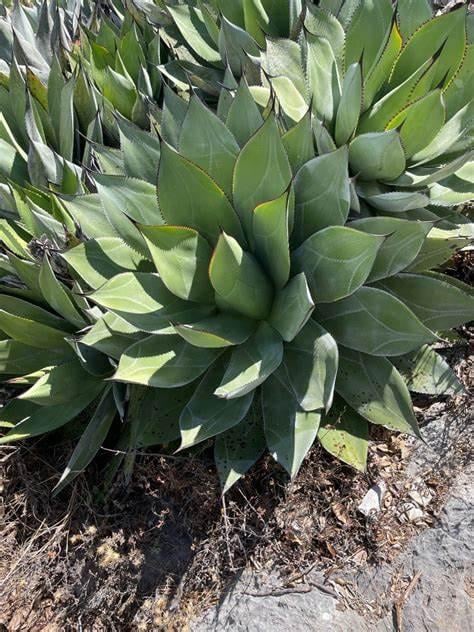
[
  {"xmin": 179, "ymin": 361, "xmax": 254, "ymax": 449},
  {"xmin": 269, "ymin": 273, "xmax": 314, "ymax": 342},
  {"xmin": 335, "ymin": 62, "xmax": 361, "ymax": 146},
  {"xmin": 90, "ymin": 272, "xmax": 214, "ymax": 333},
  {"xmin": 378, "ymin": 273, "xmax": 474, "ymax": 331},
  {"xmin": 140, "ymin": 225, "xmax": 214, "ymax": 303},
  {"xmin": 63, "ymin": 237, "xmax": 152, "ymax": 291},
  {"xmin": 292, "ymin": 226, "xmax": 384, "ymax": 303},
  {"xmin": 252, "ymin": 189, "xmax": 291, "ymax": 290},
  {"xmin": 349, "ymin": 130, "xmax": 406, "ymax": 181},
  {"xmin": 179, "ymin": 96, "xmax": 239, "ymax": 196},
  {"xmin": 53, "ymin": 387, "xmax": 117, "ymax": 493},
  {"xmin": 316, "ymin": 287, "xmax": 437, "ymax": 356},
  {"xmin": 215, "ymin": 322, "xmax": 283, "ymax": 399},
  {"xmin": 293, "ymin": 146, "xmax": 351, "ymax": 242},
  {"xmin": 114, "ymin": 334, "xmax": 221, "ymax": 388},
  {"xmin": 174, "ymin": 313, "xmax": 257, "ymax": 349},
  {"xmin": 158, "ymin": 140, "xmax": 245, "ymax": 245},
  {"xmin": 215, "ymin": 401, "xmax": 266, "ymax": 493},
  {"xmin": 263, "ymin": 367, "xmax": 322, "ymax": 478},
  {"xmin": 209, "ymin": 232, "xmax": 273, "ymax": 321},
  {"xmin": 233, "ymin": 114, "xmax": 292, "ymax": 240},
  {"xmin": 318, "ymin": 398, "xmax": 368, "ymax": 472},
  {"xmin": 336, "ymin": 348, "xmax": 420, "ymax": 436},
  {"xmin": 350, "ymin": 217, "xmax": 431, "ymax": 282},
  {"xmin": 393, "ymin": 345, "xmax": 465, "ymax": 396},
  {"xmin": 281, "ymin": 319, "xmax": 338, "ymax": 412}
]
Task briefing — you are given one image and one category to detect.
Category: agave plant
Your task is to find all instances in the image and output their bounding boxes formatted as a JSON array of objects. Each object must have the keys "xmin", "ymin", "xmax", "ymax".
[
  {"xmin": 2, "ymin": 96, "xmax": 464, "ymax": 491},
  {"xmin": 77, "ymin": 4, "xmax": 164, "ymax": 132},
  {"xmin": 0, "ymin": 0, "xmax": 166, "ymax": 195},
  {"xmin": 259, "ymin": 1, "xmax": 474, "ymax": 218},
  {"xmin": 162, "ymin": 0, "xmax": 474, "ymax": 221},
  {"xmin": 0, "ymin": 0, "xmax": 100, "ymax": 193},
  {"xmin": 0, "ymin": 211, "xmax": 126, "ymax": 493},
  {"xmin": 0, "ymin": 1, "xmax": 472, "ymax": 492}
]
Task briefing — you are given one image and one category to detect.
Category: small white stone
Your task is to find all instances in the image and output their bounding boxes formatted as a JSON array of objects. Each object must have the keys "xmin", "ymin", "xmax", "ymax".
[
  {"xmin": 406, "ymin": 505, "xmax": 425, "ymax": 522},
  {"xmin": 358, "ymin": 481, "xmax": 387, "ymax": 517}
]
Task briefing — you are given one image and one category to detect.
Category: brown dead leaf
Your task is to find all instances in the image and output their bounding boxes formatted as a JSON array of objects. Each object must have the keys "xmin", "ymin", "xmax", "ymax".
[{"xmin": 331, "ymin": 502, "xmax": 351, "ymax": 526}]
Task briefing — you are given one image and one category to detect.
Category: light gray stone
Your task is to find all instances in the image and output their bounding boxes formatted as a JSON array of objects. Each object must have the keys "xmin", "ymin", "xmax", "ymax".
[{"xmin": 192, "ymin": 421, "xmax": 473, "ymax": 632}]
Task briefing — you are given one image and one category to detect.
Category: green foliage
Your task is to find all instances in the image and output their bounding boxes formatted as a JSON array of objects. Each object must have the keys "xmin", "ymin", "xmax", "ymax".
[{"xmin": 0, "ymin": 0, "xmax": 472, "ymax": 493}]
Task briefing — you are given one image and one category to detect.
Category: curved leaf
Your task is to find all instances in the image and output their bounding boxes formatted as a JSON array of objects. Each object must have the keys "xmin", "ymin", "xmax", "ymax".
[
  {"xmin": 396, "ymin": 90, "xmax": 446, "ymax": 159},
  {"xmin": 117, "ymin": 115, "xmax": 161, "ymax": 183},
  {"xmin": 335, "ymin": 63, "xmax": 362, "ymax": 146},
  {"xmin": 215, "ymin": 401, "xmax": 266, "ymax": 493},
  {"xmin": 179, "ymin": 96, "xmax": 239, "ymax": 196},
  {"xmin": 53, "ymin": 388, "xmax": 117, "ymax": 493},
  {"xmin": 318, "ymin": 398, "xmax": 368, "ymax": 471},
  {"xmin": 281, "ymin": 319, "xmax": 338, "ymax": 412},
  {"xmin": 292, "ymin": 226, "xmax": 384, "ymax": 303},
  {"xmin": 62, "ymin": 237, "xmax": 152, "ymax": 291},
  {"xmin": 252, "ymin": 189, "xmax": 291, "ymax": 289},
  {"xmin": 336, "ymin": 347, "xmax": 420, "ymax": 436},
  {"xmin": 282, "ymin": 109, "xmax": 315, "ymax": 174},
  {"xmin": 179, "ymin": 362, "xmax": 254, "ymax": 449},
  {"xmin": 350, "ymin": 217, "xmax": 431, "ymax": 282},
  {"xmin": 349, "ymin": 131, "xmax": 406, "ymax": 181},
  {"xmin": 174, "ymin": 313, "xmax": 257, "ymax": 348},
  {"xmin": 0, "ymin": 340, "xmax": 71, "ymax": 376},
  {"xmin": 344, "ymin": 0, "xmax": 394, "ymax": 78},
  {"xmin": 226, "ymin": 77, "xmax": 263, "ymax": 147},
  {"xmin": 397, "ymin": 0, "xmax": 432, "ymax": 41},
  {"xmin": 316, "ymin": 286, "xmax": 437, "ymax": 356},
  {"xmin": 127, "ymin": 383, "xmax": 196, "ymax": 448},
  {"xmin": 168, "ymin": 4, "xmax": 220, "ymax": 63},
  {"xmin": 0, "ymin": 387, "xmax": 104, "ymax": 444},
  {"xmin": 389, "ymin": 7, "xmax": 467, "ymax": 89},
  {"xmin": 140, "ymin": 225, "xmax": 214, "ymax": 303},
  {"xmin": 392, "ymin": 345, "xmax": 465, "ymax": 396},
  {"xmin": 95, "ymin": 174, "xmax": 161, "ymax": 226},
  {"xmin": 39, "ymin": 255, "xmax": 86, "ymax": 328},
  {"xmin": 18, "ymin": 359, "xmax": 101, "ymax": 406},
  {"xmin": 233, "ymin": 115, "xmax": 292, "ymax": 239},
  {"xmin": 293, "ymin": 146, "xmax": 351, "ymax": 243},
  {"xmin": 158, "ymin": 141, "xmax": 244, "ymax": 245},
  {"xmin": 306, "ymin": 30, "xmax": 340, "ymax": 124},
  {"xmin": 90, "ymin": 272, "xmax": 213, "ymax": 333},
  {"xmin": 263, "ymin": 367, "xmax": 321, "ymax": 478},
  {"xmin": 405, "ymin": 227, "xmax": 470, "ymax": 272},
  {"xmin": 209, "ymin": 232, "xmax": 273, "ymax": 321},
  {"xmin": 269, "ymin": 273, "xmax": 314, "ymax": 342},
  {"xmin": 215, "ymin": 322, "xmax": 283, "ymax": 399},
  {"xmin": 81, "ymin": 312, "xmax": 144, "ymax": 360},
  {"xmin": 378, "ymin": 273, "xmax": 474, "ymax": 330},
  {"xmin": 114, "ymin": 334, "xmax": 221, "ymax": 387}
]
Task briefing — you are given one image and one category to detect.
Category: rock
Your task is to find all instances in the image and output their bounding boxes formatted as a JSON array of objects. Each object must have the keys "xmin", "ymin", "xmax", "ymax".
[
  {"xmin": 357, "ymin": 481, "xmax": 386, "ymax": 517},
  {"xmin": 193, "ymin": 571, "xmax": 391, "ymax": 632},
  {"xmin": 192, "ymin": 426, "xmax": 473, "ymax": 632},
  {"xmin": 403, "ymin": 504, "xmax": 425, "ymax": 523},
  {"xmin": 408, "ymin": 488, "xmax": 433, "ymax": 508}
]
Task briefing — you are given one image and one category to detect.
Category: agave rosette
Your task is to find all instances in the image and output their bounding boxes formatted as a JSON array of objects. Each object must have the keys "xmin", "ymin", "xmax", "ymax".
[
  {"xmin": 0, "ymin": 0, "xmax": 473, "ymax": 492},
  {"xmin": 164, "ymin": 0, "xmax": 474, "ymax": 220},
  {"xmin": 0, "ymin": 0, "xmax": 165, "ymax": 195},
  {"xmin": 36, "ymin": 95, "xmax": 471, "ymax": 490}
]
